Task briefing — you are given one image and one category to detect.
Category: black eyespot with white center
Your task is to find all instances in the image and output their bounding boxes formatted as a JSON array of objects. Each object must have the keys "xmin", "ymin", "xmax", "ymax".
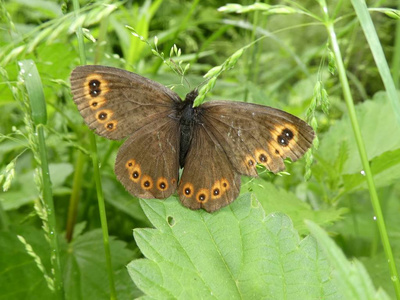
[
  {"xmin": 282, "ymin": 128, "xmax": 294, "ymax": 139},
  {"xmin": 89, "ymin": 79, "xmax": 100, "ymax": 88},
  {"xmin": 277, "ymin": 128, "xmax": 293, "ymax": 147},
  {"xmin": 89, "ymin": 79, "xmax": 101, "ymax": 97},
  {"xmin": 98, "ymin": 112, "xmax": 107, "ymax": 120},
  {"xmin": 259, "ymin": 154, "xmax": 267, "ymax": 162}
]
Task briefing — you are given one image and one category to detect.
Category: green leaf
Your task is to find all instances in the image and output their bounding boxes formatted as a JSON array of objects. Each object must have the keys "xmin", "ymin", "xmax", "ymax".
[
  {"xmin": 19, "ymin": 60, "xmax": 47, "ymax": 125},
  {"xmin": 128, "ymin": 196, "xmax": 341, "ymax": 299},
  {"xmin": 319, "ymin": 92, "xmax": 400, "ymax": 174},
  {"xmin": 0, "ymin": 229, "xmax": 53, "ymax": 300},
  {"xmin": 343, "ymin": 148, "xmax": 400, "ymax": 192},
  {"xmin": 351, "ymin": 1, "xmax": 400, "ymax": 126},
  {"xmin": 0, "ymin": 227, "xmax": 140, "ymax": 300},
  {"xmin": 369, "ymin": 8, "xmax": 400, "ymax": 20},
  {"xmin": 0, "ymin": 163, "xmax": 73, "ymax": 210},
  {"xmin": 63, "ymin": 229, "xmax": 141, "ymax": 300},
  {"xmin": 307, "ymin": 220, "xmax": 391, "ymax": 300},
  {"xmin": 251, "ymin": 179, "xmax": 347, "ymax": 234},
  {"xmin": 361, "ymin": 253, "xmax": 400, "ymax": 300},
  {"xmin": 102, "ymin": 175, "xmax": 150, "ymax": 225}
]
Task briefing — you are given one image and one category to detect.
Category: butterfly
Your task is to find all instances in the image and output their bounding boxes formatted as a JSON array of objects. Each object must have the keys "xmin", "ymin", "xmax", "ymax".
[{"xmin": 70, "ymin": 65, "xmax": 315, "ymax": 212}]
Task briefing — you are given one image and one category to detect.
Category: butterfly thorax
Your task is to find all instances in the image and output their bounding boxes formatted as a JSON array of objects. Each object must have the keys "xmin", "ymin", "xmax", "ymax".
[{"xmin": 177, "ymin": 90, "xmax": 202, "ymax": 168}]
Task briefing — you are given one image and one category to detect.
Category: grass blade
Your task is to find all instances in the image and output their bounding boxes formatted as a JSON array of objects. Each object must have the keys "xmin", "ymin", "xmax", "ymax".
[
  {"xmin": 19, "ymin": 59, "xmax": 64, "ymax": 299},
  {"xmin": 318, "ymin": 1, "xmax": 400, "ymax": 297},
  {"xmin": 351, "ymin": 0, "xmax": 400, "ymax": 125}
]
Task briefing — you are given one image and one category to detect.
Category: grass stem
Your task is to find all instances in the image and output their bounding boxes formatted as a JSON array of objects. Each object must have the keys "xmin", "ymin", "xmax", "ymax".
[
  {"xmin": 71, "ymin": 0, "xmax": 117, "ymax": 298},
  {"xmin": 324, "ymin": 13, "xmax": 400, "ymax": 299}
]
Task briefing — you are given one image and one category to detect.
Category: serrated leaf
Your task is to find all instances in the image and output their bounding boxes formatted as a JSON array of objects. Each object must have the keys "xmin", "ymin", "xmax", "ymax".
[
  {"xmin": 251, "ymin": 180, "xmax": 347, "ymax": 234},
  {"xmin": 343, "ymin": 148, "xmax": 400, "ymax": 192},
  {"xmin": 128, "ymin": 196, "xmax": 342, "ymax": 299},
  {"xmin": 361, "ymin": 252, "xmax": 400, "ymax": 300},
  {"xmin": 307, "ymin": 220, "xmax": 391, "ymax": 300},
  {"xmin": 319, "ymin": 92, "xmax": 400, "ymax": 174}
]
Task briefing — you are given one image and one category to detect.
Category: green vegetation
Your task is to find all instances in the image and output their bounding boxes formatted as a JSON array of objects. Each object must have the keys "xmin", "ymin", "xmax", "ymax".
[{"xmin": 1, "ymin": 0, "xmax": 399, "ymax": 299}]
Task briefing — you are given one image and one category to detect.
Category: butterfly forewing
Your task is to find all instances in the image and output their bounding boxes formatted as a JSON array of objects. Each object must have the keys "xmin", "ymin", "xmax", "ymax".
[
  {"xmin": 115, "ymin": 118, "xmax": 180, "ymax": 199},
  {"xmin": 178, "ymin": 125, "xmax": 241, "ymax": 212},
  {"xmin": 70, "ymin": 65, "xmax": 181, "ymax": 140},
  {"xmin": 201, "ymin": 101, "xmax": 315, "ymax": 175}
]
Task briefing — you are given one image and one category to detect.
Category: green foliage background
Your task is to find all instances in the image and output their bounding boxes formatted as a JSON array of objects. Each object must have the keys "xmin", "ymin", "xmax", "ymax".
[{"xmin": 0, "ymin": 0, "xmax": 399, "ymax": 299}]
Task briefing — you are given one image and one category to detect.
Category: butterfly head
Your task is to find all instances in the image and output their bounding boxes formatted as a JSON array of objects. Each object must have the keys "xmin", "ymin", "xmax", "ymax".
[{"xmin": 184, "ymin": 89, "xmax": 199, "ymax": 104}]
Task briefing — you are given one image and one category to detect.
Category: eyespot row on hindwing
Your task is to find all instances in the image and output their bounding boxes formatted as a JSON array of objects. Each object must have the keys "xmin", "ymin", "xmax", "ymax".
[
  {"xmin": 181, "ymin": 178, "xmax": 230, "ymax": 204},
  {"xmin": 125, "ymin": 159, "xmax": 176, "ymax": 192}
]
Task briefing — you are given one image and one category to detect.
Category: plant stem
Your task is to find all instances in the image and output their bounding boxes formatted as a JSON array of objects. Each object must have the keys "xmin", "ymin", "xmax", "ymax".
[
  {"xmin": 326, "ymin": 20, "xmax": 400, "ymax": 299},
  {"xmin": 37, "ymin": 124, "xmax": 63, "ymax": 299},
  {"xmin": 71, "ymin": 0, "xmax": 117, "ymax": 298},
  {"xmin": 66, "ymin": 149, "xmax": 86, "ymax": 242},
  {"xmin": 89, "ymin": 133, "xmax": 117, "ymax": 299},
  {"xmin": 20, "ymin": 59, "xmax": 64, "ymax": 299}
]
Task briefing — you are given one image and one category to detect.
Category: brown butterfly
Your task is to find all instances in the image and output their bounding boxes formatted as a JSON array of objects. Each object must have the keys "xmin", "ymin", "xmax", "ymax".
[{"xmin": 70, "ymin": 65, "xmax": 314, "ymax": 212}]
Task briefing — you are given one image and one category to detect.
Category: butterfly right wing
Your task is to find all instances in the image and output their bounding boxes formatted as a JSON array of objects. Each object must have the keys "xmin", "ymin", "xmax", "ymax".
[
  {"xmin": 200, "ymin": 101, "xmax": 315, "ymax": 175},
  {"xmin": 70, "ymin": 65, "xmax": 181, "ymax": 140},
  {"xmin": 178, "ymin": 124, "xmax": 241, "ymax": 212}
]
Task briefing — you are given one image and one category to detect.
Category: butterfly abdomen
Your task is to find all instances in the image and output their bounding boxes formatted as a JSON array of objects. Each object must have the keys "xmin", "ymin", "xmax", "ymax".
[{"xmin": 177, "ymin": 90, "xmax": 202, "ymax": 167}]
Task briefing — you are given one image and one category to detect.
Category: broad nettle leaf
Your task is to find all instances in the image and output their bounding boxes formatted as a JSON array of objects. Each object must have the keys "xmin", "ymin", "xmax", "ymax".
[
  {"xmin": 251, "ymin": 180, "xmax": 346, "ymax": 234},
  {"xmin": 128, "ymin": 196, "xmax": 341, "ymax": 299},
  {"xmin": 319, "ymin": 91, "xmax": 400, "ymax": 175},
  {"xmin": 343, "ymin": 148, "xmax": 400, "ymax": 192},
  {"xmin": 307, "ymin": 221, "xmax": 391, "ymax": 300}
]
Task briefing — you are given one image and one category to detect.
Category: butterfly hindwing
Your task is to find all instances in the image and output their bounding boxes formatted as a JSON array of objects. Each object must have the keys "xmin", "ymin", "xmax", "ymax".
[
  {"xmin": 178, "ymin": 124, "xmax": 241, "ymax": 212},
  {"xmin": 201, "ymin": 101, "xmax": 315, "ymax": 175},
  {"xmin": 70, "ymin": 65, "xmax": 181, "ymax": 140},
  {"xmin": 114, "ymin": 118, "xmax": 180, "ymax": 199}
]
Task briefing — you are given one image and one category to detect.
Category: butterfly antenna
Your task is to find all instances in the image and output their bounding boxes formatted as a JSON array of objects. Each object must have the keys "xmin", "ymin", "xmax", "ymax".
[{"xmin": 169, "ymin": 58, "xmax": 191, "ymax": 90}]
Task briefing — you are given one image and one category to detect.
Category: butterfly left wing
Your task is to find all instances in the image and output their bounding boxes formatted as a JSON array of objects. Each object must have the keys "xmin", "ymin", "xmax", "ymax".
[
  {"xmin": 178, "ymin": 124, "xmax": 241, "ymax": 212},
  {"xmin": 70, "ymin": 65, "xmax": 181, "ymax": 140},
  {"xmin": 114, "ymin": 117, "xmax": 180, "ymax": 199}
]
